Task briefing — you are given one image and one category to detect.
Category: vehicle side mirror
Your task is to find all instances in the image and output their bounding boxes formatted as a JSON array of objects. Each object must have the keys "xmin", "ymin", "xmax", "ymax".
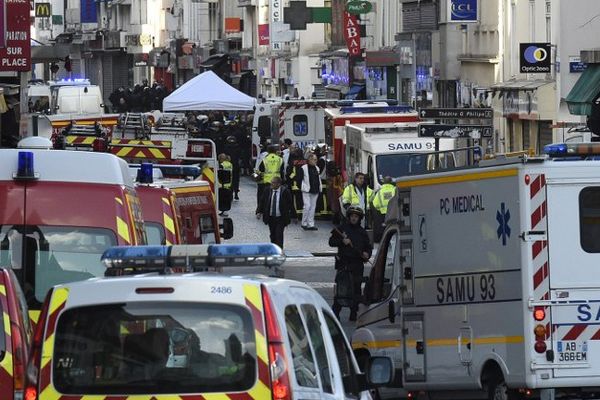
[
  {"xmin": 366, "ymin": 356, "xmax": 394, "ymax": 388},
  {"xmin": 220, "ymin": 217, "xmax": 234, "ymax": 240},
  {"xmin": 388, "ymin": 299, "xmax": 396, "ymax": 324}
]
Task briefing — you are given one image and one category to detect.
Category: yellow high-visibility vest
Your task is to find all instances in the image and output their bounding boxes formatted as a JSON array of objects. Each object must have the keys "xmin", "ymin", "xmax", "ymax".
[
  {"xmin": 372, "ymin": 183, "xmax": 396, "ymax": 214},
  {"xmin": 262, "ymin": 153, "xmax": 283, "ymax": 184},
  {"xmin": 220, "ymin": 160, "xmax": 233, "ymax": 189},
  {"xmin": 342, "ymin": 184, "xmax": 373, "ymax": 210}
]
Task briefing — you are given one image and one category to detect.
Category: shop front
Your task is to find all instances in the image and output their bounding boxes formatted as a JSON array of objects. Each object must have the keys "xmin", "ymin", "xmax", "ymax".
[
  {"xmin": 492, "ymin": 80, "xmax": 554, "ymax": 154},
  {"xmin": 365, "ymin": 50, "xmax": 398, "ymax": 101}
]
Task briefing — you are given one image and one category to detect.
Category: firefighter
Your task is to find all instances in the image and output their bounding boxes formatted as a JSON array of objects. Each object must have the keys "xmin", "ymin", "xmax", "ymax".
[
  {"xmin": 224, "ymin": 135, "xmax": 242, "ymax": 200},
  {"xmin": 218, "ymin": 153, "xmax": 233, "ymax": 216},
  {"xmin": 341, "ymin": 172, "xmax": 373, "ymax": 227},
  {"xmin": 371, "ymin": 176, "xmax": 397, "ymax": 242},
  {"xmin": 329, "ymin": 206, "xmax": 372, "ymax": 321},
  {"xmin": 257, "ymin": 145, "xmax": 284, "ymax": 212}
]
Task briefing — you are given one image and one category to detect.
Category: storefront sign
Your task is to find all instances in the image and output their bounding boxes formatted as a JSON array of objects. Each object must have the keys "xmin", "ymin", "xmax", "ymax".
[
  {"xmin": 520, "ymin": 43, "xmax": 551, "ymax": 73},
  {"xmin": 343, "ymin": 11, "xmax": 361, "ymax": 57},
  {"xmin": 366, "ymin": 51, "xmax": 398, "ymax": 67},
  {"xmin": 569, "ymin": 56, "xmax": 587, "ymax": 73},
  {"xmin": 0, "ymin": 0, "xmax": 5, "ymax": 48},
  {"xmin": 0, "ymin": 0, "xmax": 30, "ymax": 71},
  {"xmin": 346, "ymin": 0, "xmax": 371, "ymax": 15},
  {"xmin": 258, "ymin": 24, "xmax": 270, "ymax": 45},
  {"xmin": 80, "ymin": 0, "xmax": 97, "ymax": 23},
  {"xmin": 448, "ymin": 0, "xmax": 477, "ymax": 23},
  {"xmin": 133, "ymin": 53, "xmax": 149, "ymax": 67},
  {"xmin": 35, "ymin": 3, "xmax": 51, "ymax": 18}
]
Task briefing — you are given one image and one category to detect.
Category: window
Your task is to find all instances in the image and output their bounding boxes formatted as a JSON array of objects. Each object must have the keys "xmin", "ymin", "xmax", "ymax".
[
  {"xmin": 293, "ymin": 115, "xmax": 309, "ymax": 136},
  {"xmin": 144, "ymin": 222, "xmax": 166, "ymax": 245},
  {"xmin": 0, "ymin": 225, "xmax": 117, "ymax": 307},
  {"xmin": 200, "ymin": 215, "xmax": 217, "ymax": 245},
  {"xmin": 324, "ymin": 313, "xmax": 358, "ymax": 397},
  {"xmin": 284, "ymin": 305, "xmax": 318, "ymax": 388},
  {"xmin": 301, "ymin": 305, "xmax": 333, "ymax": 393},
  {"xmin": 53, "ymin": 302, "xmax": 256, "ymax": 394},
  {"xmin": 377, "ymin": 154, "xmax": 426, "ymax": 181},
  {"xmin": 383, "ymin": 233, "xmax": 398, "ymax": 298},
  {"xmin": 580, "ymin": 187, "xmax": 600, "ymax": 253},
  {"xmin": 367, "ymin": 231, "xmax": 398, "ymax": 302},
  {"xmin": 9, "ymin": 269, "xmax": 32, "ymax": 341}
]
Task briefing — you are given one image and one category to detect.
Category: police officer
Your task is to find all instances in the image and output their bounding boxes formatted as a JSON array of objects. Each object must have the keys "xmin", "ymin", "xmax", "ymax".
[
  {"xmin": 329, "ymin": 206, "xmax": 372, "ymax": 321},
  {"xmin": 371, "ymin": 176, "xmax": 397, "ymax": 242},
  {"xmin": 342, "ymin": 173, "xmax": 373, "ymax": 227},
  {"xmin": 218, "ymin": 153, "xmax": 233, "ymax": 216},
  {"xmin": 257, "ymin": 145, "xmax": 284, "ymax": 212}
]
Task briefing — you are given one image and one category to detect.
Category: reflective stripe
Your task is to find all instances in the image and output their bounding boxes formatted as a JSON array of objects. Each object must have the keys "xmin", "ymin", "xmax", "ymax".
[{"xmin": 115, "ymin": 197, "xmax": 131, "ymax": 245}]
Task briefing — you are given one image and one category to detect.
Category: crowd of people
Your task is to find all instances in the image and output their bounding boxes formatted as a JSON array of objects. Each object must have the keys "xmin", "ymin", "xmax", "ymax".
[{"xmin": 108, "ymin": 80, "xmax": 171, "ymax": 113}]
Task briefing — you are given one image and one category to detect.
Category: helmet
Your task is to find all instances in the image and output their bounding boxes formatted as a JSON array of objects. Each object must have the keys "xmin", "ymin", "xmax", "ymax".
[
  {"xmin": 226, "ymin": 135, "xmax": 237, "ymax": 144},
  {"xmin": 346, "ymin": 206, "xmax": 364, "ymax": 219}
]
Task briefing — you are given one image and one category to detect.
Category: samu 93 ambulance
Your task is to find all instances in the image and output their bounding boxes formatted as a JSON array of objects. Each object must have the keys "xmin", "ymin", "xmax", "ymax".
[
  {"xmin": 344, "ymin": 123, "xmax": 456, "ymax": 190},
  {"xmin": 0, "ymin": 138, "xmax": 146, "ymax": 318},
  {"xmin": 352, "ymin": 143, "xmax": 600, "ymax": 399}
]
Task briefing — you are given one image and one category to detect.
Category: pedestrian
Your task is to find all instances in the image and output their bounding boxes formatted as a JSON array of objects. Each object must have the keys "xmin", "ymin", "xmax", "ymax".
[
  {"xmin": 256, "ymin": 177, "xmax": 297, "ymax": 249},
  {"xmin": 217, "ymin": 153, "xmax": 233, "ymax": 216},
  {"xmin": 329, "ymin": 206, "xmax": 372, "ymax": 321},
  {"xmin": 281, "ymin": 138, "xmax": 293, "ymax": 171},
  {"xmin": 371, "ymin": 176, "xmax": 397, "ymax": 242},
  {"xmin": 341, "ymin": 172, "xmax": 374, "ymax": 227},
  {"xmin": 296, "ymin": 154, "xmax": 322, "ymax": 231},
  {"xmin": 224, "ymin": 135, "xmax": 242, "ymax": 200},
  {"xmin": 256, "ymin": 144, "xmax": 284, "ymax": 212}
]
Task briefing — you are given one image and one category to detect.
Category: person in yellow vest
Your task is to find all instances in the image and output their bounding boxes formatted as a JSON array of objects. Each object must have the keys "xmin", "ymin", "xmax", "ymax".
[
  {"xmin": 371, "ymin": 176, "xmax": 397, "ymax": 242},
  {"xmin": 341, "ymin": 173, "xmax": 373, "ymax": 227},
  {"xmin": 218, "ymin": 153, "xmax": 233, "ymax": 216},
  {"xmin": 257, "ymin": 145, "xmax": 284, "ymax": 213}
]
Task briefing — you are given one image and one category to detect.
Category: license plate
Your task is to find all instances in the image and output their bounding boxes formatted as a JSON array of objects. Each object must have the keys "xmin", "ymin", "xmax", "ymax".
[{"xmin": 557, "ymin": 340, "xmax": 588, "ymax": 362}]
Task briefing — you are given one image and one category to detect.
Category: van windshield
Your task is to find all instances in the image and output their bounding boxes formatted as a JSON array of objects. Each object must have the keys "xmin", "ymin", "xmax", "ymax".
[
  {"xmin": 53, "ymin": 302, "xmax": 256, "ymax": 394},
  {"xmin": 376, "ymin": 153, "xmax": 428, "ymax": 183},
  {"xmin": 0, "ymin": 225, "xmax": 116, "ymax": 307},
  {"xmin": 145, "ymin": 222, "xmax": 166, "ymax": 245}
]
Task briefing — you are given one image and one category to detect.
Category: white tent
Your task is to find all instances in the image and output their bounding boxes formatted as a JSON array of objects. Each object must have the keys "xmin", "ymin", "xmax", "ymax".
[{"xmin": 163, "ymin": 71, "xmax": 255, "ymax": 111}]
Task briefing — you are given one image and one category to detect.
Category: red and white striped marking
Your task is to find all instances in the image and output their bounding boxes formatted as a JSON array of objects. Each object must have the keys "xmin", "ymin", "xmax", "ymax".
[
  {"xmin": 556, "ymin": 324, "xmax": 600, "ymax": 341},
  {"xmin": 530, "ymin": 174, "xmax": 551, "ymax": 339}
]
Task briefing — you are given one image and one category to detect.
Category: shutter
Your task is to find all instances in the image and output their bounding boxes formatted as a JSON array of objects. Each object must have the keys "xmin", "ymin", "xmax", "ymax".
[
  {"xmin": 102, "ymin": 55, "xmax": 114, "ymax": 102},
  {"xmin": 313, "ymin": 84, "xmax": 327, "ymax": 99},
  {"xmin": 402, "ymin": 1, "xmax": 437, "ymax": 32}
]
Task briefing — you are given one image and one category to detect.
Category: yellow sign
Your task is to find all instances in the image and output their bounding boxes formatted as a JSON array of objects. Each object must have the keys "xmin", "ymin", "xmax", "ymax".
[{"xmin": 35, "ymin": 2, "xmax": 51, "ymax": 17}]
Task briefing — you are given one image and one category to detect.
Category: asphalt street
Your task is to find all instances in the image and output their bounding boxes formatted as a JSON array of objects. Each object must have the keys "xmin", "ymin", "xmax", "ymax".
[{"xmin": 225, "ymin": 176, "xmax": 373, "ymax": 334}]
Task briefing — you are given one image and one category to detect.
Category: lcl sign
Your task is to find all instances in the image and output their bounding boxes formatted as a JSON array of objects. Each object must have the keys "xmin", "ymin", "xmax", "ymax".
[{"xmin": 448, "ymin": 0, "xmax": 477, "ymax": 23}]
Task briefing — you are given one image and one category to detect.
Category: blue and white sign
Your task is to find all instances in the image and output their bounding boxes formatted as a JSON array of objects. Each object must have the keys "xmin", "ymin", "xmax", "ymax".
[
  {"xmin": 569, "ymin": 56, "xmax": 588, "ymax": 73},
  {"xmin": 448, "ymin": 0, "xmax": 478, "ymax": 23}
]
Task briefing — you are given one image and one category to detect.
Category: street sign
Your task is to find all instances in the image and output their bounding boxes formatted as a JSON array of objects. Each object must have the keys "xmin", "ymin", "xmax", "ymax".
[
  {"xmin": 419, "ymin": 108, "xmax": 493, "ymax": 119},
  {"xmin": 418, "ymin": 124, "xmax": 493, "ymax": 139}
]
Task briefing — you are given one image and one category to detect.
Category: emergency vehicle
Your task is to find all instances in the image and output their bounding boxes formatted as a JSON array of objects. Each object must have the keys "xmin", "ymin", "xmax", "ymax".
[
  {"xmin": 0, "ymin": 267, "xmax": 32, "ymax": 400},
  {"xmin": 344, "ymin": 123, "xmax": 456, "ymax": 191},
  {"xmin": 252, "ymin": 98, "xmax": 338, "ymax": 157},
  {"xmin": 25, "ymin": 243, "xmax": 393, "ymax": 400},
  {"xmin": 0, "ymin": 137, "xmax": 146, "ymax": 318},
  {"xmin": 131, "ymin": 163, "xmax": 232, "ymax": 244},
  {"xmin": 22, "ymin": 79, "xmax": 119, "ymax": 138},
  {"xmin": 352, "ymin": 143, "xmax": 600, "ymax": 399}
]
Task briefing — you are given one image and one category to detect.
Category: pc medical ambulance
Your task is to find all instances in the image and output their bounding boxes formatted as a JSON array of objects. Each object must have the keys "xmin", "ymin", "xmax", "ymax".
[
  {"xmin": 344, "ymin": 123, "xmax": 456, "ymax": 191},
  {"xmin": 352, "ymin": 143, "xmax": 600, "ymax": 400},
  {"xmin": 0, "ymin": 138, "xmax": 146, "ymax": 317}
]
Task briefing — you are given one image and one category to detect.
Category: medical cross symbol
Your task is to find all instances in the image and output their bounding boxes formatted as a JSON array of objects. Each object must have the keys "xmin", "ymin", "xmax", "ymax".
[
  {"xmin": 284, "ymin": 1, "xmax": 313, "ymax": 30},
  {"xmin": 496, "ymin": 202, "xmax": 511, "ymax": 246}
]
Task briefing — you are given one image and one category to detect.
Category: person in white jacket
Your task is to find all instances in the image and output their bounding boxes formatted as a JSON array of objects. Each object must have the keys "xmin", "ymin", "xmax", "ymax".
[{"xmin": 296, "ymin": 154, "xmax": 322, "ymax": 230}]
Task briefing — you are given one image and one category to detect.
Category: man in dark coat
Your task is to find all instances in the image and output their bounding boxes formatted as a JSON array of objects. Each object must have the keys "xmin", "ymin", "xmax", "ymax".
[
  {"xmin": 329, "ymin": 206, "xmax": 372, "ymax": 321},
  {"xmin": 256, "ymin": 177, "xmax": 297, "ymax": 249}
]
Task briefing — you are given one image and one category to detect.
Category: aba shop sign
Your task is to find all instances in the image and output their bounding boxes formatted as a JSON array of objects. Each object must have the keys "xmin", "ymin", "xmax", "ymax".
[
  {"xmin": 0, "ymin": 0, "xmax": 30, "ymax": 71},
  {"xmin": 343, "ymin": 11, "xmax": 361, "ymax": 57}
]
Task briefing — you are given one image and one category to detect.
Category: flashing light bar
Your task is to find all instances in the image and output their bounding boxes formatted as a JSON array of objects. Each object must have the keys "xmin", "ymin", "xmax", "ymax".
[
  {"xmin": 339, "ymin": 105, "xmax": 414, "ymax": 115},
  {"xmin": 544, "ymin": 143, "xmax": 600, "ymax": 158},
  {"xmin": 129, "ymin": 164, "xmax": 202, "ymax": 179},
  {"xmin": 101, "ymin": 243, "xmax": 285, "ymax": 275}
]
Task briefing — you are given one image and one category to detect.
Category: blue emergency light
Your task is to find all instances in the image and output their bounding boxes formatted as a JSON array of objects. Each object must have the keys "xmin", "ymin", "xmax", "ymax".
[
  {"xmin": 544, "ymin": 143, "xmax": 600, "ymax": 158},
  {"xmin": 14, "ymin": 151, "xmax": 37, "ymax": 180},
  {"xmin": 101, "ymin": 243, "xmax": 285, "ymax": 276},
  {"xmin": 136, "ymin": 162, "xmax": 154, "ymax": 184},
  {"xmin": 544, "ymin": 143, "xmax": 568, "ymax": 157}
]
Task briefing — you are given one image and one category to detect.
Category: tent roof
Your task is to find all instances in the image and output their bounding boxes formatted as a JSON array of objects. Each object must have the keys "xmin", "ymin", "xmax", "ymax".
[{"xmin": 163, "ymin": 71, "xmax": 255, "ymax": 111}]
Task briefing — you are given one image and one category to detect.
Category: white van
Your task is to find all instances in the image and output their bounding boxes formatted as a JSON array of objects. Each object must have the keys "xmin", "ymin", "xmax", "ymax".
[{"xmin": 50, "ymin": 82, "xmax": 104, "ymax": 114}]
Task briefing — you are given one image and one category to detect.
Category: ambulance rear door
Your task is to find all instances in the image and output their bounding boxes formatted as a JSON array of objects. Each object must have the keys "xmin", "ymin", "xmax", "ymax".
[
  {"xmin": 284, "ymin": 107, "xmax": 318, "ymax": 150},
  {"xmin": 545, "ymin": 172, "xmax": 600, "ymax": 377}
]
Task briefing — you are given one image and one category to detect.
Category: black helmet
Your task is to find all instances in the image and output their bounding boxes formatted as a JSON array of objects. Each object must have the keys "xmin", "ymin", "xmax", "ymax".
[
  {"xmin": 346, "ymin": 206, "xmax": 364, "ymax": 219},
  {"xmin": 226, "ymin": 135, "xmax": 237, "ymax": 144}
]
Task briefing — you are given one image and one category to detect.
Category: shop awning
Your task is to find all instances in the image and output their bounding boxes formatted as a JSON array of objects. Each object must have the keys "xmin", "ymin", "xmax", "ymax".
[
  {"xmin": 490, "ymin": 79, "xmax": 551, "ymax": 91},
  {"xmin": 566, "ymin": 64, "xmax": 600, "ymax": 116},
  {"xmin": 200, "ymin": 54, "xmax": 229, "ymax": 69}
]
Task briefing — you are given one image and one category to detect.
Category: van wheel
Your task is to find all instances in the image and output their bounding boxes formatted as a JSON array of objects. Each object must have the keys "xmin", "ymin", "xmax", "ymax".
[{"xmin": 487, "ymin": 375, "xmax": 519, "ymax": 400}]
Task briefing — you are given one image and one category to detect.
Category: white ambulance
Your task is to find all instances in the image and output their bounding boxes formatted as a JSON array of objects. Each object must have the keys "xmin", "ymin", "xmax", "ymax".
[
  {"xmin": 344, "ymin": 123, "xmax": 456, "ymax": 191},
  {"xmin": 352, "ymin": 143, "xmax": 600, "ymax": 400}
]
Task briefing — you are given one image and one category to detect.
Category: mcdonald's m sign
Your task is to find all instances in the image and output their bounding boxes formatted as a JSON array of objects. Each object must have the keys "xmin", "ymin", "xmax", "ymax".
[{"xmin": 35, "ymin": 3, "xmax": 51, "ymax": 18}]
